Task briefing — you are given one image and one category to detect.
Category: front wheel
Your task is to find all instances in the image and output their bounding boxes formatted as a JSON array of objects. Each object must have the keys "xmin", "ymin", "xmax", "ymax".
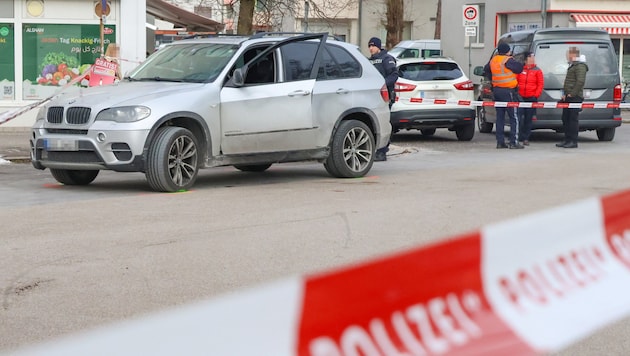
[
  {"xmin": 50, "ymin": 169, "xmax": 99, "ymax": 185},
  {"xmin": 325, "ymin": 120, "xmax": 374, "ymax": 178},
  {"xmin": 146, "ymin": 127, "xmax": 199, "ymax": 192},
  {"xmin": 596, "ymin": 127, "xmax": 615, "ymax": 141}
]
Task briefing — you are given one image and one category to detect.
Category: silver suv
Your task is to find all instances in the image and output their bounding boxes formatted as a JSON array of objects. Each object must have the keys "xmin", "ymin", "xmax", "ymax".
[{"xmin": 31, "ymin": 33, "xmax": 391, "ymax": 192}]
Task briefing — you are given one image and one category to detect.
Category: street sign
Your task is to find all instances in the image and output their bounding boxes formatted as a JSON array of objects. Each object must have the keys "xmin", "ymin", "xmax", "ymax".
[
  {"xmin": 465, "ymin": 26, "xmax": 477, "ymax": 37},
  {"xmin": 463, "ymin": 5, "xmax": 479, "ymax": 27}
]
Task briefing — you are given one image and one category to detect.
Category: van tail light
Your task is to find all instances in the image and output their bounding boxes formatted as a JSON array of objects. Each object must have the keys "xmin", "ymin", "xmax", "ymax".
[
  {"xmin": 394, "ymin": 83, "xmax": 417, "ymax": 92},
  {"xmin": 380, "ymin": 84, "xmax": 390, "ymax": 103},
  {"xmin": 454, "ymin": 80, "xmax": 474, "ymax": 90},
  {"xmin": 614, "ymin": 84, "xmax": 622, "ymax": 101}
]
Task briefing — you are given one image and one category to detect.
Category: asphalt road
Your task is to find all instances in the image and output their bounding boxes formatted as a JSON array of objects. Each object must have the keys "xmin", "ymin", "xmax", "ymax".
[{"xmin": 1, "ymin": 124, "xmax": 630, "ymax": 354}]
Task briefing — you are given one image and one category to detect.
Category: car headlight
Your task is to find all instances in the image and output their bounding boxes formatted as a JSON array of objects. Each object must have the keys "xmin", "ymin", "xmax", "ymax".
[
  {"xmin": 35, "ymin": 106, "xmax": 47, "ymax": 122},
  {"xmin": 95, "ymin": 106, "xmax": 151, "ymax": 122}
]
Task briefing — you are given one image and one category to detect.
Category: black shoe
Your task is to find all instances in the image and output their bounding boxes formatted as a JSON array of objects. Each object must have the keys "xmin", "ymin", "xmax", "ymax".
[
  {"xmin": 496, "ymin": 143, "xmax": 508, "ymax": 149},
  {"xmin": 374, "ymin": 151, "xmax": 387, "ymax": 161},
  {"xmin": 556, "ymin": 141, "xmax": 569, "ymax": 147},
  {"xmin": 509, "ymin": 143, "xmax": 524, "ymax": 149},
  {"xmin": 562, "ymin": 142, "xmax": 578, "ymax": 148}
]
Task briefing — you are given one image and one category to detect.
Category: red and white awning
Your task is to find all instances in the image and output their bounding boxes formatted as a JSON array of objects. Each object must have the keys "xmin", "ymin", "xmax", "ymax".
[{"xmin": 571, "ymin": 13, "xmax": 630, "ymax": 35}]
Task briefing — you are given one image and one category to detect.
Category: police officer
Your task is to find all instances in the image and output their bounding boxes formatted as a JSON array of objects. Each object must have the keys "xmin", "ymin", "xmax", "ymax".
[
  {"xmin": 484, "ymin": 42, "xmax": 524, "ymax": 149},
  {"xmin": 368, "ymin": 37, "xmax": 398, "ymax": 161}
]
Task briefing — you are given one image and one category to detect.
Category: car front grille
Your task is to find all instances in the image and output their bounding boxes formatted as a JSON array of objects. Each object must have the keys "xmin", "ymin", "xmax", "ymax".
[{"xmin": 46, "ymin": 106, "xmax": 92, "ymax": 124}]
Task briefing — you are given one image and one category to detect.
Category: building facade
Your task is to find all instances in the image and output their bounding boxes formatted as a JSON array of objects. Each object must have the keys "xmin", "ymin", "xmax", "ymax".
[{"xmin": 442, "ymin": 0, "xmax": 630, "ymax": 84}]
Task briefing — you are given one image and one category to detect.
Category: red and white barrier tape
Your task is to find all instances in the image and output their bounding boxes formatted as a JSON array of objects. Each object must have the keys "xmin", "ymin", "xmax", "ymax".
[
  {"xmin": 0, "ymin": 68, "xmax": 92, "ymax": 126},
  {"xmin": 15, "ymin": 189, "xmax": 630, "ymax": 355},
  {"xmin": 400, "ymin": 97, "xmax": 630, "ymax": 109}
]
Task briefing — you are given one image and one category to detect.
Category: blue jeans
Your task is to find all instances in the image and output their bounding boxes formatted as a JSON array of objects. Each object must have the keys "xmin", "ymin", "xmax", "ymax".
[
  {"xmin": 493, "ymin": 87, "xmax": 519, "ymax": 145},
  {"xmin": 518, "ymin": 96, "xmax": 537, "ymax": 141}
]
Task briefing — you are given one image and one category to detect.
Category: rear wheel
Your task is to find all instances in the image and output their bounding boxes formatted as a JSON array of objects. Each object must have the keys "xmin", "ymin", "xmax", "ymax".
[
  {"xmin": 234, "ymin": 164, "xmax": 272, "ymax": 172},
  {"xmin": 596, "ymin": 127, "xmax": 615, "ymax": 141},
  {"xmin": 477, "ymin": 105, "xmax": 493, "ymax": 133},
  {"xmin": 50, "ymin": 169, "xmax": 99, "ymax": 185},
  {"xmin": 455, "ymin": 124, "xmax": 475, "ymax": 141},
  {"xmin": 420, "ymin": 128, "xmax": 436, "ymax": 136},
  {"xmin": 146, "ymin": 127, "xmax": 199, "ymax": 192},
  {"xmin": 325, "ymin": 120, "xmax": 374, "ymax": 178}
]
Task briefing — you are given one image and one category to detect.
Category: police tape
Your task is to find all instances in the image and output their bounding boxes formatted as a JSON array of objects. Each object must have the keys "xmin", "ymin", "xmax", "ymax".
[
  {"xmin": 15, "ymin": 189, "xmax": 630, "ymax": 355},
  {"xmin": 0, "ymin": 68, "xmax": 92, "ymax": 126},
  {"xmin": 399, "ymin": 97, "xmax": 630, "ymax": 109}
]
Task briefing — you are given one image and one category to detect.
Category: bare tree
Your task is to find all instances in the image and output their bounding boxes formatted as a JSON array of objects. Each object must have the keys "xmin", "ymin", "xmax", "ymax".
[
  {"xmin": 434, "ymin": 0, "xmax": 441, "ymax": 39},
  {"xmin": 237, "ymin": 0, "xmax": 255, "ymax": 34},
  {"xmin": 384, "ymin": 0, "xmax": 404, "ymax": 48}
]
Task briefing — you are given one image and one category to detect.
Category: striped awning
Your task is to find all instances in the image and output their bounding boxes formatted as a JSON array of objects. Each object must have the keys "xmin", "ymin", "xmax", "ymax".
[{"xmin": 571, "ymin": 13, "xmax": 630, "ymax": 35}]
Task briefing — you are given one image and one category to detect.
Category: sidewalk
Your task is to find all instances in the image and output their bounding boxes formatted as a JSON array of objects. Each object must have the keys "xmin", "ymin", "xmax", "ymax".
[{"xmin": 0, "ymin": 127, "xmax": 31, "ymax": 164}]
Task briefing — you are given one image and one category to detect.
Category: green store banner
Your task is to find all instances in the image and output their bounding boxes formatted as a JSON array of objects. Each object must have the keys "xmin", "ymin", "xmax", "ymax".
[
  {"xmin": 22, "ymin": 23, "xmax": 116, "ymax": 99},
  {"xmin": 0, "ymin": 23, "xmax": 15, "ymax": 100}
]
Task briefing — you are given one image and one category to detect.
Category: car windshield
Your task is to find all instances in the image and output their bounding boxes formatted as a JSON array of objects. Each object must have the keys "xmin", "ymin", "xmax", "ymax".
[
  {"xmin": 128, "ymin": 43, "xmax": 237, "ymax": 83},
  {"xmin": 398, "ymin": 62, "xmax": 463, "ymax": 81},
  {"xmin": 535, "ymin": 43, "xmax": 617, "ymax": 77}
]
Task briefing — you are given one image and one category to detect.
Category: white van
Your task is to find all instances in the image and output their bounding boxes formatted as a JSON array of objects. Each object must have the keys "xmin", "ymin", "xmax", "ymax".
[{"xmin": 389, "ymin": 40, "xmax": 442, "ymax": 59}]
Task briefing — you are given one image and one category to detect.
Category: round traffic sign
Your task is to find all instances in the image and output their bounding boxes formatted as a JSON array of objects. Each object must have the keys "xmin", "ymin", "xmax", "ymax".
[{"xmin": 464, "ymin": 6, "xmax": 478, "ymax": 21}]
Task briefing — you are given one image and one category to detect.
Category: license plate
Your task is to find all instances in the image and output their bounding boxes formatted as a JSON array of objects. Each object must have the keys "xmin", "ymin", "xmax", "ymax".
[
  {"xmin": 44, "ymin": 139, "xmax": 78, "ymax": 151},
  {"xmin": 421, "ymin": 90, "xmax": 447, "ymax": 99}
]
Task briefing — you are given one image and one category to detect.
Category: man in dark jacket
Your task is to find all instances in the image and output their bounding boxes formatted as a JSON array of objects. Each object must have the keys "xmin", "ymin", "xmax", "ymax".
[
  {"xmin": 368, "ymin": 37, "xmax": 397, "ymax": 161},
  {"xmin": 483, "ymin": 42, "xmax": 524, "ymax": 149},
  {"xmin": 557, "ymin": 46, "xmax": 588, "ymax": 148}
]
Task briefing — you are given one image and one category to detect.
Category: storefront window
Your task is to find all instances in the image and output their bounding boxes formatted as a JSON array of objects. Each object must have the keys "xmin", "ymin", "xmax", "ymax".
[
  {"xmin": 0, "ymin": 23, "xmax": 15, "ymax": 100},
  {"xmin": 22, "ymin": 24, "xmax": 117, "ymax": 100},
  {"xmin": 612, "ymin": 38, "xmax": 630, "ymax": 84},
  {"xmin": 0, "ymin": 2, "xmax": 14, "ymax": 17}
]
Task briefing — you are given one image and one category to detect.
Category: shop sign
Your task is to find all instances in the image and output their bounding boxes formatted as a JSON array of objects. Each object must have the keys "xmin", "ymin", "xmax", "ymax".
[{"xmin": 22, "ymin": 24, "xmax": 117, "ymax": 100}]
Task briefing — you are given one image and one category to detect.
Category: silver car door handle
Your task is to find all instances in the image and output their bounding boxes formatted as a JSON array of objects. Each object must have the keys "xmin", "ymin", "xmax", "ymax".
[
  {"xmin": 336, "ymin": 89, "xmax": 350, "ymax": 94},
  {"xmin": 288, "ymin": 90, "xmax": 311, "ymax": 97}
]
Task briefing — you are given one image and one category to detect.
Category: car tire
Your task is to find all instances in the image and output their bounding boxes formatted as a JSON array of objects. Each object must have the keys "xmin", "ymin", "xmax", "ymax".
[
  {"xmin": 420, "ymin": 128, "xmax": 436, "ymax": 136},
  {"xmin": 146, "ymin": 127, "xmax": 199, "ymax": 192},
  {"xmin": 325, "ymin": 120, "xmax": 374, "ymax": 178},
  {"xmin": 234, "ymin": 164, "xmax": 272, "ymax": 172},
  {"xmin": 596, "ymin": 127, "xmax": 615, "ymax": 141},
  {"xmin": 455, "ymin": 124, "xmax": 475, "ymax": 141},
  {"xmin": 50, "ymin": 169, "xmax": 99, "ymax": 185},
  {"xmin": 477, "ymin": 105, "xmax": 493, "ymax": 133}
]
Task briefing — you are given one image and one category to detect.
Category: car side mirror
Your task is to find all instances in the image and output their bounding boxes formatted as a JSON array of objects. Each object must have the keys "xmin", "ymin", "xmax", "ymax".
[
  {"xmin": 232, "ymin": 68, "xmax": 245, "ymax": 87},
  {"xmin": 473, "ymin": 66, "xmax": 485, "ymax": 76}
]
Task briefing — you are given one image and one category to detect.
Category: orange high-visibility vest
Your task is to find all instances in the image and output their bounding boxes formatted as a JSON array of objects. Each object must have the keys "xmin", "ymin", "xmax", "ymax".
[{"xmin": 490, "ymin": 55, "xmax": 517, "ymax": 88}]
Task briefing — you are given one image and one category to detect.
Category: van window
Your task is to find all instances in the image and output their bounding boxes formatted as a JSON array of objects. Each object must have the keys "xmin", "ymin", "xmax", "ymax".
[{"xmin": 535, "ymin": 43, "xmax": 616, "ymax": 77}]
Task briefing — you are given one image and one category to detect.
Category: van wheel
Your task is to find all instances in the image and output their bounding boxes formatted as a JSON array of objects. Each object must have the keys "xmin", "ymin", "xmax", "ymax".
[
  {"xmin": 596, "ymin": 127, "xmax": 615, "ymax": 141},
  {"xmin": 477, "ymin": 105, "xmax": 493, "ymax": 133},
  {"xmin": 325, "ymin": 120, "xmax": 374, "ymax": 178},
  {"xmin": 420, "ymin": 128, "xmax": 436, "ymax": 136},
  {"xmin": 50, "ymin": 169, "xmax": 99, "ymax": 185},
  {"xmin": 146, "ymin": 127, "xmax": 199, "ymax": 192},
  {"xmin": 455, "ymin": 124, "xmax": 475, "ymax": 141}
]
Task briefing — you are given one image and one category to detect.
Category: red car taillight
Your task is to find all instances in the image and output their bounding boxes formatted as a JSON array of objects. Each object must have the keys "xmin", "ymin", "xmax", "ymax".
[
  {"xmin": 454, "ymin": 80, "xmax": 474, "ymax": 90},
  {"xmin": 614, "ymin": 84, "xmax": 622, "ymax": 101},
  {"xmin": 394, "ymin": 82, "xmax": 417, "ymax": 92},
  {"xmin": 380, "ymin": 84, "xmax": 390, "ymax": 102}
]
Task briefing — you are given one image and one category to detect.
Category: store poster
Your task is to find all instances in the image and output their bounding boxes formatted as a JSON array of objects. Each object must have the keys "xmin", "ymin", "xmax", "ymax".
[
  {"xmin": 22, "ymin": 24, "xmax": 116, "ymax": 99},
  {"xmin": 0, "ymin": 23, "xmax": 15, "ymax": 100}
]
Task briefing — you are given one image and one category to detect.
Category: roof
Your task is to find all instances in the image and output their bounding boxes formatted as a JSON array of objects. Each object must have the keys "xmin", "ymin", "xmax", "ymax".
[{"xmin": 146, "ymin": 0, "xmax": 224, "ymax": 32}]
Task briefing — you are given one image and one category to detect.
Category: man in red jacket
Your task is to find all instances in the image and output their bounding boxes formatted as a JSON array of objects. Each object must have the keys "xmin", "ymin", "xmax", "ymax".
[{"xmin": 517, "ymin": 52, "xmax": 544, "ymax": 145}]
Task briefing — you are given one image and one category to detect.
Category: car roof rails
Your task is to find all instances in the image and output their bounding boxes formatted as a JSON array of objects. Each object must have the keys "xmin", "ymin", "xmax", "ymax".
[{"xmin": 250, "ymin": 31, "xmax": 329, "ymax": 40}]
